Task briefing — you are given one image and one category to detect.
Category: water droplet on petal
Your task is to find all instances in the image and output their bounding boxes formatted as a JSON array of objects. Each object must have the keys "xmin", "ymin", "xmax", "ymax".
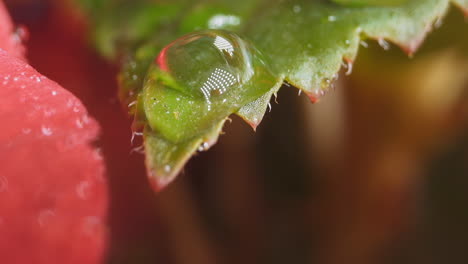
[
  {"xmin": 41, "ymin": 126, "xmax": 53, "ymax": 136},
  {"xmin": 76, "ymin": 119, "xmax": 84, "ymax": 128},
  {"xmin": 37, "ymin": 209, "xmax": 55, "ymax": 227},
  {"xmin": 0, "ymin": 176, "xmax": 8, "ymax": 192},
  {"xmin": 76, "ymin": 181, "xmax": 91, "ymax": 200}
]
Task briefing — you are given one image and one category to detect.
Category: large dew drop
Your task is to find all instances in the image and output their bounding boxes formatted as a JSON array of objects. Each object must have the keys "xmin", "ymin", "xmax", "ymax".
[{"xmin": 142, "ymin": 30, "xmax": 277, "ymax": 143}]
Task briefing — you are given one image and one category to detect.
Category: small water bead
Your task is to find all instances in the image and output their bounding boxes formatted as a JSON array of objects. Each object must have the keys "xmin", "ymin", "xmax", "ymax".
[
  {"xmin": 0, "ymin": 176, "xmax": 8, "ymax": 192},
  {"xmin": 76, "ymin": 181, "xmax": 91, "ymax": 200},
  {"xmin": 198, "ymin": 142, "xmax": 210, "ymax": 152},
  {"xmin": 41, "ymin": 126, "xmax": 53, "ymax": 136},
  {"xmin": 143, "ymin": 30, "xmax": 277, "ymax": 143},
  {"xmin": 293, "ymin": 5, "xmax": 302, "ymax": 13}
]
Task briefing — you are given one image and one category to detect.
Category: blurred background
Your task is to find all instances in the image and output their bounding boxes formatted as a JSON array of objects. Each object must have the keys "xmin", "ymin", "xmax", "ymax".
[{"xmin": 4, "ymin": 0, "xmax": 468, "ymax": 263}]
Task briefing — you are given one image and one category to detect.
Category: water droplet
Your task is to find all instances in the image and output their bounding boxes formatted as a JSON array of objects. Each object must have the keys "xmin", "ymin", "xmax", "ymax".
[
  {"xmin": 93, "ymin": 148, "xmax": 103, "ymax": 161},
  {"xmin": 0, "ymin": 176, "xmax": 8, "ymax": 192},
  {"xmin": 44, "ymin": 109, "xmax": 55, "ymax": 117},
  {"xmin": 328, "ymin": 15, "xmax": 337, "ymax": 22},
  {"xmin": 67, "ymin": 99, "xmax": 74, "ymax": 108},
  {"xmin": 37, "ymin": 209, "xmax": 55, "ymax": 227},
  {"xmin": 76, "ymin": 119, "xmax": 84, "ymax": 128},
  {"xmin": 13, "ymin": 26, "xmax": 29, "ymax": 44},
  {"xmin": 143, "ymin": 30, "xmax": 277, "ymax": 142},
  {"xmin": 41, "ymin": 126, "xmax": 53, "ymax": 136},
  {"xmin": 293, "ymin": 5, "xmax": 302, "ymax": 13},
  {"xmin": 198, "ymin": 142, "xmax": 210, "ymax": 152},
  {"xmin": 76, "ymin": 181, "xmax": 91, "ymax": 200},
  {"xmin": 164, "ymin": 165, "xmax": 171, "ymax": 173},
  {"xmin": 51, "ymin": 90, "xmax": 57, "ymax": 96}
]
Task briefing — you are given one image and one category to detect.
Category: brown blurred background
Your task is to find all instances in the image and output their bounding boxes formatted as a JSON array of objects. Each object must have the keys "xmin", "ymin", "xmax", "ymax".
[{"xmin": 5, "ymin": 0, "xmax": 468, "ymax": 263}]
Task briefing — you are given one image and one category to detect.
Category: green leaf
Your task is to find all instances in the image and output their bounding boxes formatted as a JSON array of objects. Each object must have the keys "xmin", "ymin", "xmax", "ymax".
[
  {"xmin": 331, "ymin": 0, "xmax": 409, "ymax": 7},
  {"xmin": 78, "ymin": 0, "xmax": 468, "ymax": 188}
]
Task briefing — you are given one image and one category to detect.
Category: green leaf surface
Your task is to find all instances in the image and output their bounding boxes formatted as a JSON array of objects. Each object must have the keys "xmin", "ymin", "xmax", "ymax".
[
  {"xmin": 78, "ymin": 0, "xmax": 468, "ymax": 187},
  {"xmin": 331, "ymin": 0, "xmax": 409, "ymax": 7}
]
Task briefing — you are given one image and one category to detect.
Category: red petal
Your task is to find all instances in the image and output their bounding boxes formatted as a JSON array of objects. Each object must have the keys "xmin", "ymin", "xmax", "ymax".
[
  {"xmin": 0, "ymin": 49, "xmax": 108, "ymax": 263},
  {"xmin": 0, "ymin": 1, "xmax": 25, "ymax": 59}
]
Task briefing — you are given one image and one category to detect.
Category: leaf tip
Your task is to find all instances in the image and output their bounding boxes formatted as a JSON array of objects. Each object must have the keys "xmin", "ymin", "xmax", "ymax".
[{"xmin": 305, "ymin": 90, "xmax": 321, "ymax": 104}]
